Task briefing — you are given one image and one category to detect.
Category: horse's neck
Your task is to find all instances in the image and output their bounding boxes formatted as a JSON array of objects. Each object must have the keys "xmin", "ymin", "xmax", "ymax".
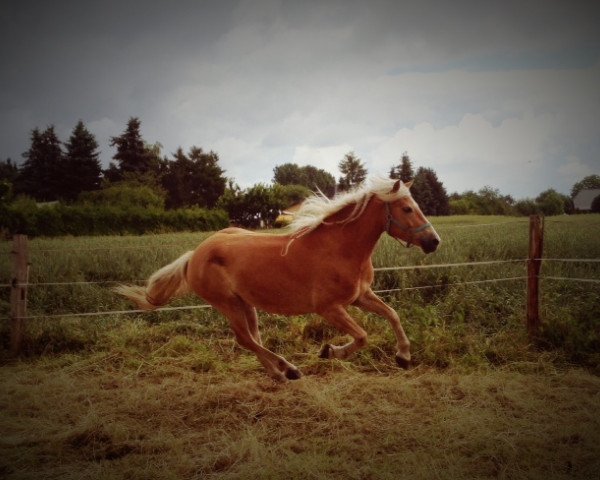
[{"xmin": 313, "ymin": 197, "xmax": 384, "ymax": 263}]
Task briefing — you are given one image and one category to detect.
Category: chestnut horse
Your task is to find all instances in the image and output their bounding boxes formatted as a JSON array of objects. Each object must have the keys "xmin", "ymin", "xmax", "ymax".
[{"xmin": 115, "ymin": 177, "xmax": 440, "ymax": 381}]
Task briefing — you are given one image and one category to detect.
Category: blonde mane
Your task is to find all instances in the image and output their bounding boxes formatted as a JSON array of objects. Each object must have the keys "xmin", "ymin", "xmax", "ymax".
[{"xmin": 286, "ymin": 176, "xmax": 411, "ymax": 237}]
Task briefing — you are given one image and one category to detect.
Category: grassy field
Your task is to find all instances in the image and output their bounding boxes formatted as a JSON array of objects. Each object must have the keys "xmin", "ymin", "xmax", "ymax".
[{"xmin": 0, "ymin": 215, "xmax": 599, "ymax": 479}]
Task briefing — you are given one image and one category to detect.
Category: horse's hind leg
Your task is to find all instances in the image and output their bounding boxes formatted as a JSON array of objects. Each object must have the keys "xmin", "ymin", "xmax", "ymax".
[
  {"xmin": 318, "ymin": 305, "xmax": 368, "ymax": 360},
  {"xmin": 243, "ymin": 304, "xmax": 262, "ymax": 345},
  {"xmin": 217, "ymin": 301, "xmax": 300, "ymax": 381}
]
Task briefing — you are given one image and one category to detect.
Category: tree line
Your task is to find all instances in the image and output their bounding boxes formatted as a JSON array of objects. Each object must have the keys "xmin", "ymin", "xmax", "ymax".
[
  {"xmin": 449, "ymin": 177, "xmax": 600, "ymax": 216},
  {"xmin": 1, "ymin": 117, "xmax": 598, "ymax": 236},
  {"xmin": 1, "ymin": 118, "xmax": 228, "ymax": 209}
]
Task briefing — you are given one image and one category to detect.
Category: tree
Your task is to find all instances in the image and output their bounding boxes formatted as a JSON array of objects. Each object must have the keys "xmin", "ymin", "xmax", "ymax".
[
  {"xmin": 0, "ymin": 158, "xmax": 18, "ymax": 204},
  {"xmin": 514, "ymin": 199, "xmax": 540, "ymax": 216},
  {"xmin": 389, "ymin": 152, "xmax": 414, "ymax": 182},
  {"xmin": 411, "ymin": 169, "xmax": 434, "ymax": 215},
  {"xmin": 107, "ymin": 117, "xmax": 162, "ymax": 182},
  {"xmin": 338, "ymin": 152, "xmax": 367, "ymax": 191},
  {"xmin": 0, "ymin": 158, "xmax": 18, "ymax": 184},
  {"xmin": 411, "ymin": 167, "xmax": 450, "ymax": 216},
  {"xmin": 273, "ymin": 163, "xmax": 336, "ymax": 197},
  {"xmin": 17, "ymin": 126, "xmax": 65, "ymax": 201},
  {"xmin": 273, "ymin": 184, "xmax": 312, "ymax": 206},
  {"xmin": 273, "ymin": 163, "xmax": 304, "ymax": 186},
  {"xmin": 218, "ymin": 183, "xmax": 286, "ymax": 228},
  {"xmin": 61, "ymin": 120, "xmax": 102, "ymax": 201},
  {"xmin": 162, "ymin": 147, "xmax": 227, "ymax": 209},
  {"xmin": 449, "ymin": 197, "xmax": 475, "ymax": 215},
  {"xmin": 303, "ymin": 165, "xmax": 336, "ymax": 197},
  {"xmin": 451, "ymin": 187, "xmax": 513, "ymax": 215},
  {"xmin": 536, "ymin": 189, "xmax": 566, "ymax": 216},
  {"xmin": 571, "ymin": 175, "xmax": 600, "ymax": 199}
]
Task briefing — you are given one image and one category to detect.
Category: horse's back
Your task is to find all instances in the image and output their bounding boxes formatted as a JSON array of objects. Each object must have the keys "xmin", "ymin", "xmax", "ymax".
[
  {"xmin": 217, "ymin": 227, "xmax": 255, "ymax": 235},
  {"xmin": 189, "ymin": 228, "xmax": 289, "ymax": 279}
]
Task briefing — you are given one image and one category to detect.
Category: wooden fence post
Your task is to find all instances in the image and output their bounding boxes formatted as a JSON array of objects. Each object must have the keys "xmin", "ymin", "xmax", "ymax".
[
  {"xmin": 10, "ymin": 234, "xmax": 29, "ymax": 356},
  {"xmin": 527, "ymin": 215, "xmax": 544, "ymax": 338}
]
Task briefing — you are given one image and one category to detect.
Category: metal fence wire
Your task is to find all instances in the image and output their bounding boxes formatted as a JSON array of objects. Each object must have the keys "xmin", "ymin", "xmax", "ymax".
[{"xmin": 3, "ymin": 218, "xmax": 599, "ymax": 323}]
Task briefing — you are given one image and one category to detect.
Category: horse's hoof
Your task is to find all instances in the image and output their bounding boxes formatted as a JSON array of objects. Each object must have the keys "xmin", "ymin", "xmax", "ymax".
[
  {"xmin": 395, "ymin": 355, "xmax": 411, "ymax": 370},
  {"xmin": 319, "ymin": 343, "xmax": 332, "ymax": 359},
  {"xmin": 285, "ymin": 368, "xmax": 302, "ymax": 380}
]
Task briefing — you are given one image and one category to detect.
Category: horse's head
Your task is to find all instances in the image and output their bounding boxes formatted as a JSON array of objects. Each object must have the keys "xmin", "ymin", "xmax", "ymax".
[{"xmin": 384, "ymin": 180, "xmax": 441, "ymax": 254}]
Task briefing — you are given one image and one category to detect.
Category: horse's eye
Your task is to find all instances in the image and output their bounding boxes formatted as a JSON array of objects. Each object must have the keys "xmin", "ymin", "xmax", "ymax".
[{"xmin": 403, "ymin": 206, "xmax": 413, "ymax": 214}]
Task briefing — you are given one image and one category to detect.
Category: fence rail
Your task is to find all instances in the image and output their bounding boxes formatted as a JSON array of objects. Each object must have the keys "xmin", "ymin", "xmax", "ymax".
[{"xmin": 5, "ymin": 215, "xmax": 599, "ymax": 355}]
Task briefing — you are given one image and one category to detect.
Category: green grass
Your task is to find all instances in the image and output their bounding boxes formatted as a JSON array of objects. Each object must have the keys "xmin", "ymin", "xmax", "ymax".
[
  {"xmin": 1, "ymin": 215, "xmax": 599, "ymax": 370},
  {"xmin": 0, "ymin": 215, "xmax": 599, "ymax": 479}
]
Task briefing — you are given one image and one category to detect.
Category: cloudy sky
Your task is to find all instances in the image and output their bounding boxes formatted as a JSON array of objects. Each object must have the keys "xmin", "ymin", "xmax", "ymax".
[{"xmin": 1, "ymin": 0, "xmax": 599, "ymax": 199}]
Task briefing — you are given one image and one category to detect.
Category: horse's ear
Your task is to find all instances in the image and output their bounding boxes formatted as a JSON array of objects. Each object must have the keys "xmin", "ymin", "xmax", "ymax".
[
  {"xmin": 391, "ymin": 180, "xmax": 401, "ymax": 194},
  {"xmin": 405, "ymin": 180, "xmax": 413, "ymax": 189}
]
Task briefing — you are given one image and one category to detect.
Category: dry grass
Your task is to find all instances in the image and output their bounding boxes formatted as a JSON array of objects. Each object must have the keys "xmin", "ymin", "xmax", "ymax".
[{"xmin": 1, "ymin": 354, "xmax": 600, "ymax": 479}]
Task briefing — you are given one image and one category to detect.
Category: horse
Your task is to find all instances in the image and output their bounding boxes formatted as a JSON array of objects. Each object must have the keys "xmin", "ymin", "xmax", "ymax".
[{"xmin": 115, "ymin": 177, "xmax": 440, "ymax": 381}]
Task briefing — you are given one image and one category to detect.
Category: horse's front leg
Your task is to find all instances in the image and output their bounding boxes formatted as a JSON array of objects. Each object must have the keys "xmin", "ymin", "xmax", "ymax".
[
  {"xmin": 353, "ymin": 289, "xmax": 411, "ymax": 369},
  {"xmin": 318, "ymin": 305, "xmax": 368, "ymax": 360}
]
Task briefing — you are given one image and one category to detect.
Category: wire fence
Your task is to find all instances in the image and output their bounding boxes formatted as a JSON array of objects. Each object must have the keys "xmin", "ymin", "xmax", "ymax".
[
  {"xmin": 3, "ymin": 258, "xmax": 597, "ymax": 290},
  {"xmin": 3, "ymin": 217, "xmax": 599, "ymax": 324}
]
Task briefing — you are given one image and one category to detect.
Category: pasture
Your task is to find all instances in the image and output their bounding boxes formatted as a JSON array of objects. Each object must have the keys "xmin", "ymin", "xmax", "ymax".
[{"xmin": 1, "ymin": 215, "xmax": 599, "ymax": 479}]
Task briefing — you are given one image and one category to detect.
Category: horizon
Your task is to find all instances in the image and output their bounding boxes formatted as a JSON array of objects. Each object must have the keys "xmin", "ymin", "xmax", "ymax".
[{"xmin": 6, "ymin": 117, "xmax": 594, "ymax": 202}]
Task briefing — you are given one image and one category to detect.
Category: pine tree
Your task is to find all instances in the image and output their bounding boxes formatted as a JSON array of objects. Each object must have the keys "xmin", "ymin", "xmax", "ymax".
[
  {"xmin": 188, "ymin": 147, "xmax": 226, "ymax": 208},
  {"xmin": 18, "ymin": 126, "xmax": 65, "ymax": 201},
  {"xmin": 411, "ymin": 167, "xmax": 449, "ymax": 216},
  {"xmin": 62, "ymin": 120, "xmax": 102, "ymax": 201},
  {"xmin": 0, "ymin": 158, "xmax": 18, "ymax": 205},
  {"xmin": 162, "ymin": 146, "xmax": 226, "ymax": 209},
  {"xmin": 389, "ymin": 152, "xmax": 414, "ymax": 183},
  {"xmin": 108, "ymin": 117, "xmax": 160, "ymax": 181},
  {"xmin": 411, "ymin": 167, "xmax": 434, "ymax": 215},
  {"xmin": 338, "ymin": 152, "xmax": 367, "ymax": 191},
  {"xmin": 0, "ymin": 158, "xmax": 18, "ymax": 184},
  {"xmin": 423, "ymin": 168, "xmax": 450, "ymax": 215}
]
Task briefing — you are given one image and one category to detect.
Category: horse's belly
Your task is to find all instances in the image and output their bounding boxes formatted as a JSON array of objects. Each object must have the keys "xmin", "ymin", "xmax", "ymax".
[
  {"xmin": 233, "ymin": 270, "xmax": 317, "ymax": 315},
  {"xmin": 234, "ymin": 267, "xmax": 362, "ymax": 315}
]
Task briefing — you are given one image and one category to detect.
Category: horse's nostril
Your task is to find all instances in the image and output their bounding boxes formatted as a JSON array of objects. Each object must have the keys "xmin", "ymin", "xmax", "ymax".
[{"xmin": 432, "ymin": 238, "xmax": 440, "ymax": 246}]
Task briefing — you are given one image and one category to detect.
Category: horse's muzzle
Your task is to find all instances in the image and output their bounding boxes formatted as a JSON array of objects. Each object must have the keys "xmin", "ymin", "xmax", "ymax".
[{"xmin": 421, "ymin": 236, "xmax": 440, "ymax": 254}]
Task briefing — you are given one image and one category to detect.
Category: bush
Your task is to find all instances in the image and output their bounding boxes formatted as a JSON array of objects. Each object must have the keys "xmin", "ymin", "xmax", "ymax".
[
  {"xmin": 449, "ymin": 198, "xmax": 475, "ymax": 215},
  {"xmin": 450, "ymin": 188, "xmax": 513, "ymax": 215},
  {"xmin": 218, "ymin": 183, "xmax": 288, "ymax": 228},
  {"xmin": 1, "ymin": 202, "xmax": 228, "ymax": 237},
  {"xmin": 514, "ymin": 199, "xmax": 540, "ymax": 216},
  {"xmin": 79, "ymin": 182, "xmax": 166, "ymax": 210},
  {"xmin": 536, "ymin": 189, "xmax": 566, "ymax": 216}
]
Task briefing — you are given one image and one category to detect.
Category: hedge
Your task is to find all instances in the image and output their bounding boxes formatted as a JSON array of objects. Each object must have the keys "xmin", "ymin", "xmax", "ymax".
[{"xmin": 1, "ymin": 203, "xmax": 229, "ymax": 237}]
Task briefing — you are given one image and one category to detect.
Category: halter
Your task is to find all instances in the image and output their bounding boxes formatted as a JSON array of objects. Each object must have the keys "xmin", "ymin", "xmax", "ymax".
[{"xmin": 385, "ymin": 202, "xmax": 432, "ymax": 248}]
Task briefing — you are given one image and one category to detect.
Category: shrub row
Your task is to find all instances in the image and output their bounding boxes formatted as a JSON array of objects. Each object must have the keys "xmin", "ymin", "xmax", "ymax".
[{"xmin": 1, "ymin": 203, "xmax": 229, "ymax": 237}]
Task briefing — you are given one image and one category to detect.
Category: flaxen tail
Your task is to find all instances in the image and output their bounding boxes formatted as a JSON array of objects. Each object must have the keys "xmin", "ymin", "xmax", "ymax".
[{"xmin": 114, "ymin": 251, "xmax": 194, "ymax": 310}]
